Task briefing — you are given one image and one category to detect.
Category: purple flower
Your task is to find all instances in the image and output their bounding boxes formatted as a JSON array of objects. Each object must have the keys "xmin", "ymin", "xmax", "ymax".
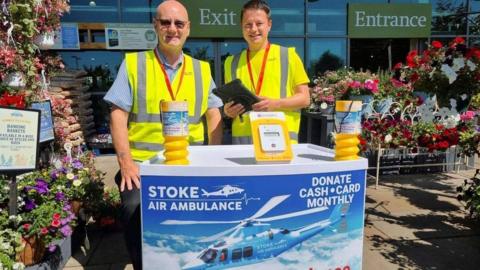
[
  {"xmin": 50, "ymin": 170, "xmax": 58, "ymax": 180},
  {"xmin": 60, "ymin": 225, "xmax": 72, "ymax": 237},
  {"xmin": 55, "ymin": 192, "xmax": 65, "ymax": 201},
  {"xmin": 48, "ymin": 244, "xmax": 57, "ymax": 253},
  {"xmin": 23, "ymin": 186, "xmax": 33, "ymax": 192},
  {"xmin": 24, "ymin": 199, "xmax": 37, "ymax": 211},
  {"xmin": 34, "ymin": 179, "xmax": 49, "ymax": 194},
  {"xmin": 63, "ymin": 204, "xmax": 72, "ymax": 211},
  {"xmin": 72, "ymin": 159, "xmax": 83, "ymax": 170}
]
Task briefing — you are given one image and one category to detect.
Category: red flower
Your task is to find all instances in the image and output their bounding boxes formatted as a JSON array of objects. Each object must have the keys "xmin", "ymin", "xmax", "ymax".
[
  {"xmin": 454, "ymin": 37, "xmax": 465, "ymax": 44},
  {"xmin": 51, "ymin": 219, "xmax": 61, "ymax": 228},
  {"xmin": 432, "ymin": 40, "xmax": 443, "ymax": 48},
  {"xmin": 410, "ymin": 72, "xmax": 419, "ymax": 82},
  {"xmin": 53, "ymin": 213, "xmax": 61, "ymax": 220},
  {"xmin": 40, "ymin": 227, "xmax": 48, "ymax": 235},
  {"xmin": 406, "ymin": 50, "xmax": 418, "ymax": 68},
  {"xmin": 394, "ymin": 62, "xmax": 403, "ymax": 70},
  {"xmin": 23, "ymin": 223, "xmax": 31, "ymax": 231}
]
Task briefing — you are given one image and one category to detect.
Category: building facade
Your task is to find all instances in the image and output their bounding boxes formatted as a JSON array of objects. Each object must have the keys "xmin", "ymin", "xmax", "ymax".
[{"xmin": 57, "ymin": 0, "xmax": 480, "ymax": 131}]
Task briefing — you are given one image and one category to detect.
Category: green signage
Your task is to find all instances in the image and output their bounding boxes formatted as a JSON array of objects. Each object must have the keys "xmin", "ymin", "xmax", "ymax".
[
  {"xmin": 183, "ymin": 0, "xmax": 244, "ymax": 38},
  {"xmin": 348, "ymin": 4, "xmax": 432, "ymax": 38}
]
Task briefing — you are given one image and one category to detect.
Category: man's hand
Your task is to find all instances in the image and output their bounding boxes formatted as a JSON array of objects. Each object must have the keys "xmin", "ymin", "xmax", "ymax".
[
  {"xmin": 224, "ymin": 101, "xmax": 245, "ymax": 118},
  {"xmin": 119, "ymin": 155, "xmax": 141, "ymax": 191},
  {"xmin": 252, "ymin": 96, "xmax": 279, "ymax": 112}
]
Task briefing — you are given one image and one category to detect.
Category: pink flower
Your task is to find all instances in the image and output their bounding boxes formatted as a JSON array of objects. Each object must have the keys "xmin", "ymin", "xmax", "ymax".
[
  {"xmin": 23, "ymin": 223, "xmax": 31, "ymax": 231},
  {"xmin": 53, "ymin": 213, "xmax": 61, "ymax": 220},
  {"xmin": 41, "ymin": 227, "xmax": 49, "ymax": 235},
  {"xmin": 348, "ymin": 81, "xmax": 362, "ymax": 88},
  {"xmin": 51, "ymin": 219, "xmax": 61, "ymax": 228},
  {"xmin": 364, "ymin": 79, "xmax": 379, "ymax": 94},
  {"xmin": 460, "ymin": 111, "xmax": 475, "ymax": 121}
]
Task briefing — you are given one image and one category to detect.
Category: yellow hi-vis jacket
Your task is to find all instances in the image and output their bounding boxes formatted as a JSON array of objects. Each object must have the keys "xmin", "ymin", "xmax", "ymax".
[
  {"xmin": 125, "ymin": 51, "xmax": 211, "ymax": 161},
  {"xmin": 224, "ymin": 44, "xmax": 301, "ymax": 144}
]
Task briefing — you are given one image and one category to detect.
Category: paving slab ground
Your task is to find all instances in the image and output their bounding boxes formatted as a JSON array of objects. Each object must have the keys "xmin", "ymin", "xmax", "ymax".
[{"xmin": 64, "ymin": 156, "xmax": 480, "ymax": 269}]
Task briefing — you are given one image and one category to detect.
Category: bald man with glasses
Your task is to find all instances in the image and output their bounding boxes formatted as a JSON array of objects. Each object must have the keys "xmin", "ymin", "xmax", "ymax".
[{"xmin": 104, "ymin": 1, "xmax": 223, "ymax": 268}]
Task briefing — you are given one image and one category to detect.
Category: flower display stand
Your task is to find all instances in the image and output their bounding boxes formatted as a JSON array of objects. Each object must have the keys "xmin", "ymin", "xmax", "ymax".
[
  {"xmin": 364, "ymin": 146, "xmax": 473, "ymax": 188},
  {"xmin": 25, "ymin": 236, "xmax": 71, "ymax": 270}
]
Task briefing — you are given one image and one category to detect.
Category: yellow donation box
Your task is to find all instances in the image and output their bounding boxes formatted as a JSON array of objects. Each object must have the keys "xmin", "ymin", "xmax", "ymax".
[{"xmin": 250, "ymin": 111, "xmax": 293, "ymax": 163}]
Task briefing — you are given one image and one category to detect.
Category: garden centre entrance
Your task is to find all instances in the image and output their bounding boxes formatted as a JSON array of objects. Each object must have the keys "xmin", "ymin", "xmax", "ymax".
[{"xmin": 350, "ymin": 39, "xmax": 411, "ymax": 72}]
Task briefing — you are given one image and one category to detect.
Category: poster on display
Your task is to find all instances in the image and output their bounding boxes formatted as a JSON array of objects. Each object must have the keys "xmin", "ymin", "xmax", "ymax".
[
  {"xmin": 141, "ymin": 170, "xmax": 366, "ymax": 270},
  {"xmin": 0, "ymin": 107, "xmax": 40, "ymax": 172},
  {"xmin": 105, "ymin": 23, "xmax": 157, "ymax": 50},
  {"xmin": 30, "ymin": 100, "xmax": 55, "ymax": 143},
  {"xmin": 51, "ymin": 23, "xmax": 80, "ymax": 50}
]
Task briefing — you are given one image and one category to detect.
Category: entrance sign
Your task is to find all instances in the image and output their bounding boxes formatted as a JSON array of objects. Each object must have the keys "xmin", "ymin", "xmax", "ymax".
[
  {"xmin": 183, "ymin": 0, "xmax": 243, "ymax": 38},
  {"xmin": 348, "ymin": 4, "xmax": 432, "ymax": 38},
  {"xmin": 0, "ymin": 107, "xmax": 40, "ymax": 172},
  {"xmin": 105, "ymin": 24, "xmax": 158, "ymax": 50},
  {"xmin": 140, "ymin": 145, "xmax": 367, "ymax": 270}
]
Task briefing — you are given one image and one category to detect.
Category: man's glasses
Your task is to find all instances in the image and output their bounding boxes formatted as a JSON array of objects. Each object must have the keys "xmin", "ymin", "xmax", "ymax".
[{"xmin": 156, "ymin": 19, "xmax": 187, "ymax": 29}]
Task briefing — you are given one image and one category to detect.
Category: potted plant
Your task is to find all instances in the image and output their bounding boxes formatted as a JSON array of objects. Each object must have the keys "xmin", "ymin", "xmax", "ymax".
[{"xmin": 395, "ymin": 37, "xmax": 480, "ymax": 109}]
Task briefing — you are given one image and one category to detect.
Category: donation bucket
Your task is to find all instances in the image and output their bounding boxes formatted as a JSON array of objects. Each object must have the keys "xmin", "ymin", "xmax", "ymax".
[
  {"xmin": 334, "ymin": 100, "xmax": 362, "ymax": 161},
  {"xmin": 160, "ymin": 101, "xmax": 189, "ymax": 165}
]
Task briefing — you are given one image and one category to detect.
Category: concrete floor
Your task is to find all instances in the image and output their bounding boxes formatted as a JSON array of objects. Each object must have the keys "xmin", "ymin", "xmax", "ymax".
[{"xmin": 64, "ymin": 155, "xmax": 480, "ymax": 270}]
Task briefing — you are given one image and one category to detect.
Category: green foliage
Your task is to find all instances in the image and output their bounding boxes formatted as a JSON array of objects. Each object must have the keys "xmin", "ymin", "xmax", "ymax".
[{"xmin": 457, "ymin": 170, "xmax": 480, "ymax": 219}]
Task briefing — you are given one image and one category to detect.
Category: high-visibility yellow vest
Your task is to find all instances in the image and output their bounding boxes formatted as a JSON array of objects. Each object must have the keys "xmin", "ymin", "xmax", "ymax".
[
  {"xmin": 224, "ymin": 44, "xmax": 301, "ymax": 144},
  {"xmin": 125, "ymin": 51, "xmax": 211, "ymax": 161}
]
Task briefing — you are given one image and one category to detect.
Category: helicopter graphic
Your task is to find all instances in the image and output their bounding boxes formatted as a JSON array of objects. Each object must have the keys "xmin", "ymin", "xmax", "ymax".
[
  {"xmin": 161, "ymin": 195, "xmax": 348, "ymax": 270},
  {"xmin": 201, "ymin": 185, "xmax": 245, "ymax": 198}
]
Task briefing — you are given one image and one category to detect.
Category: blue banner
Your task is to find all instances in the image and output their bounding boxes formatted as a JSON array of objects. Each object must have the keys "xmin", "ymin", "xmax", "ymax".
[
  {"xmin": 141, "ymin": 169, "xmax": 366, "ymax": 270},
  {"xmin": 30, "ymin": 101, "xmax": 54, "ymax": 143}
]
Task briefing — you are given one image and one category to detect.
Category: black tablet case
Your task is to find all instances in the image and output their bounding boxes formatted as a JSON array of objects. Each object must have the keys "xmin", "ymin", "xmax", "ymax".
[{"xmin": 213, "ymin": 79, "xmax": 260, "ymax": 112}]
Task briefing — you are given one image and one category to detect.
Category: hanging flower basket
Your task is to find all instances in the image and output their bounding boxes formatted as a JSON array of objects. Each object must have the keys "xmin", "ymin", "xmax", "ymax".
[
  {"xmin": 18, "ymin": 235, "xmax": 46, "ymax": 266},
  {"xmin": 34, "ymin": 31, "xmax": 55, "ymax": 50},
  {"xmin": 4, "ymin": 71, "xmax": 26, "ymax": 89}
]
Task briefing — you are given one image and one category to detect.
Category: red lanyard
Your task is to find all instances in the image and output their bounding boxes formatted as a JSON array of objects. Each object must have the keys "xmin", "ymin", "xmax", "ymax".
[
  {"xmin": 246, "ymin": 43, "xmax": 270, "ymax": 95},
  {"xmin": 154, "ymin": 48, "xmax": 186, "ymax": 101}
]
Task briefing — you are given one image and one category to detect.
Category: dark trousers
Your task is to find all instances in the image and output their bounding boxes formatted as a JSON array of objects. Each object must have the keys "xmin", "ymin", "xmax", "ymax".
[{"xmin": 115, "ymin": 171, "xmax": 142, "ymax": 270}]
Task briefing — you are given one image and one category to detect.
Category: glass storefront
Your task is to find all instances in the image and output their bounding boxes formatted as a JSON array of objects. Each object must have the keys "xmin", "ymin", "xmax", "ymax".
[{"xmin": 58, "ymin": 0, "xmax": 480, "ymax": 138}]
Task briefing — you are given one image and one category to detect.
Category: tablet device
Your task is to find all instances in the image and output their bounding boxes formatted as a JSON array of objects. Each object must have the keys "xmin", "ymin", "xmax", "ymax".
[{"xmin": 213, "ymin": 79, "xmax": 260, "ymax": 112}]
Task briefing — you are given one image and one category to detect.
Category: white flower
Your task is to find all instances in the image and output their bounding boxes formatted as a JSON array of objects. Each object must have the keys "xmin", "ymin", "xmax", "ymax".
[
  {"xmin": 73, "ymin": 180, "xmax": 82, "ymax": 187},
  {"xmin": 452, "ymin": 57, "xmax": 465, "ymax": 72},
  {"xmin": 66, "ymin": 173, "xmax": 75, "ymax": 180},
  {"xmin": 384, "ymin": 134, "xmax": 393, "ymax": 143},
  {"xmin": 13, "ymin": 262, "xmax": 25, "ymax": 270},
  {"xmin": 467, "ymin": 59, "xmax": 476, "ymax": 71},
  {"xmin": 441, "ymin": 64, "xmax": 457, "ymax": 84},
  {"xmin": 320, "ymin": 102, "xmax": 328, "ymax": 109}
]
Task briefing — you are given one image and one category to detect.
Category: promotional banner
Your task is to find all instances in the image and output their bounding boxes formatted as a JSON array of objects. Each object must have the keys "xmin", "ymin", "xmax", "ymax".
[
  {"xmin": 141, "ymin": 169, "xmax": 366, "ymax": 270},
  {"xmin": 0, "ymin": 107, "xmax": 40, "ymax": 172},
  {"xmin": 105, "ymin": 23, "xmax": 158, "ymax": 50},
  {"xmin": 31, "ymin": 101, "xmax": 55, "ymax": 143},
  {"xmin": 51, "ymin": 23, "xmax": 80, "ymax": 50}
]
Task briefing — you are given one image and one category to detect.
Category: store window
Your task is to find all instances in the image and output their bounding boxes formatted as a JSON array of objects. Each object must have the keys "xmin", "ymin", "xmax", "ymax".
[
  {"xmin": 269, "ymin": 1, "xmax": 304, "ymax": 35},
  {"xmin": 469, "ymin": 0, "xmax": 480, "ymax": 35},
  {"xmin": 270, "ymin": 38, "xmax": 305, "ymax": 62},
  {"xmin": 58, "ymin": 50, "xmax": 124, "ymax": 134},
  {"xmin": 62, "ymin": 0, "xmax": 119, "ymax": 23},
  {"xmin": 307, "ymin": 0, "xmax": 347, "ymax": 36},
  {"xmin": 184, "ymin": 39, "xmax": 215, "ymax": 77},
  {"xmin": 307, "ymin": 38, "xmax": 347, "ymax": 77},
  {"xmin": 121, "ymin": 0, "xmax": 162, "ymax": 23},
  {"xmin": 430, "ymin": 0, "xmax": 467, "ymax": 35}
]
